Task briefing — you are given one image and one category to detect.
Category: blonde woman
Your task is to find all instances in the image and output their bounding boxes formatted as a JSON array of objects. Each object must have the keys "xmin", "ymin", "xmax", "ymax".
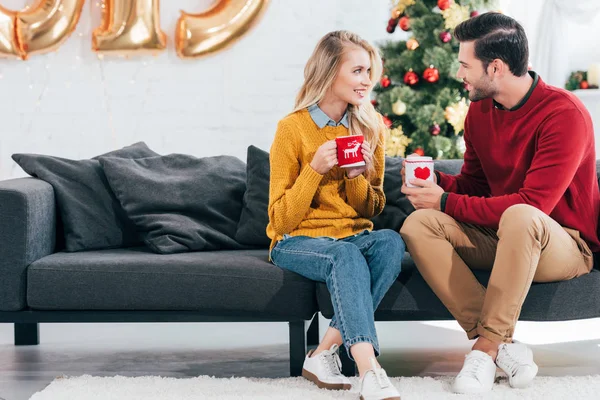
[{"xmin": 267, "ymin": 31, "xmax": 404, "ymax": 400}]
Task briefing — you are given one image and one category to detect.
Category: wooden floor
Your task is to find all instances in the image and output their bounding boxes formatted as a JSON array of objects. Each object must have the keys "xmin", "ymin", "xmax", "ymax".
[{"xmin": 2, "ymin": 318, "xmax": 600, "ymax": 399}]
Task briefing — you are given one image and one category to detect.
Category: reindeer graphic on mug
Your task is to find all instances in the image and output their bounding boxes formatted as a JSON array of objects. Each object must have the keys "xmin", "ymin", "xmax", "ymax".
[{"xmin": 343, "ymin": 140, "xmax": 362, "ymax": 159}]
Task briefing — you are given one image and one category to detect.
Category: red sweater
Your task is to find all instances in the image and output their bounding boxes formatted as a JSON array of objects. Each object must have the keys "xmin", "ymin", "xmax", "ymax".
[{"xmin": 438, "ymin": 76, "xmax": 600, "ymax": 252}]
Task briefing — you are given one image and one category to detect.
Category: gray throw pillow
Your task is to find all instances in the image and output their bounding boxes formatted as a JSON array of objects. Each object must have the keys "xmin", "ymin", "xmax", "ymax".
[
  {"xmin": 99, "ymin": 154, "xmax": 248, "ymax": 254},
  {"xmin": 12, "ymin": 142, "xmax": 158, "ymax": 252},
  {"xmin": 235, "ymin": 146, "xmax": 270, "ymax": 247},
  {"xmin": 371, "ymin": 157, "xmax": 415, "ymax": 231}
]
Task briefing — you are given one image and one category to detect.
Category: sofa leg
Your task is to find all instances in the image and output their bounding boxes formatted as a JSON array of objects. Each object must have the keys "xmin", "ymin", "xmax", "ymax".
[
  {"xmin": 15, "ymin": 323, "xmax": 39, "ymax": 346},
  {"xmin": 339, "ymin": 344, "xmax": 356, "ymax": 377},
  {"xmin": 289, "ymin": 321, "xmax": 306, "ymax": 377},
  {"xmin": 306, "ymin": 314, "xmax": 320, "ymax": 347}
]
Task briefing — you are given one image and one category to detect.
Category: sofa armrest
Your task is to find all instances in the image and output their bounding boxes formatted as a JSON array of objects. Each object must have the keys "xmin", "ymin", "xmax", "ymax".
[{"xmin": 0, "ymin": 178, "xmax": 56, "ymax": 311}]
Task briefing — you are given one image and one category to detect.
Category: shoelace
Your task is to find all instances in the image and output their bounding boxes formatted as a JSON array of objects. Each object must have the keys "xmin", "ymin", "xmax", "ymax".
[
  {"xmin": 367, "ymin": 357, "xmax": 390, "ymax": 389},
  {"xmin": 498, "ymin": 344, "xmax": 527, "ymax": 377},
  {"xmin": 320, "ymin": 345, "xmax": 343, "ymax": 377},
  {"xmin": 458, "ymin": 354, "xmax": 487, "ymax": 379}
]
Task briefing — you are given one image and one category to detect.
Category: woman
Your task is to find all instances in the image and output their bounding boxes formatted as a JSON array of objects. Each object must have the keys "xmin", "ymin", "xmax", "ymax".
[{"xmin": 267, "ymin": 30, "xmax": 405, "ymax": 400}]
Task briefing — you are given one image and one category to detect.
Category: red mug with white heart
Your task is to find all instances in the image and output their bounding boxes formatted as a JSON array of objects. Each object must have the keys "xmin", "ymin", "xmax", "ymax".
[
  {"xmin": 335, "ymin": 135, "xmax": 365, "ymax": 168},
  {"xmin": 405, "ymin": 156, "xmax": 434, "ymax": 187}
]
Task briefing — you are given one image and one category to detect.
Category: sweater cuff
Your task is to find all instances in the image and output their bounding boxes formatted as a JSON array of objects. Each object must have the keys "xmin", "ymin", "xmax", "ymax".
[
  {"xmin": 298, "ymin": 164, "xmax": 324, "ymax": 191},
  {"xmin": 440, "ymin": 192, "xmax": 449, "ymax": 212},
  {"xmin": 444, "ymin": 192, "xmax": 459, "ymax": 216},
  {"xmin": 345, "ymin": 173, "xmax": 369, "ymax": 200}
]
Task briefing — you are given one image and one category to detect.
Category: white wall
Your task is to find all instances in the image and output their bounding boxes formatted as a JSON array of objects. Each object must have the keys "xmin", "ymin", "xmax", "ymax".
[{"xmin": 0, "ymin": 0, "xmax": 393, "ymax": 180}]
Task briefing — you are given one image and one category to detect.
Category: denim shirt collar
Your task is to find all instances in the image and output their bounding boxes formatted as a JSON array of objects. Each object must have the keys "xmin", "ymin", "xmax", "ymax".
[{"xmin": 308, "ymin": 104, "xmax": 349, "ymax": 129}]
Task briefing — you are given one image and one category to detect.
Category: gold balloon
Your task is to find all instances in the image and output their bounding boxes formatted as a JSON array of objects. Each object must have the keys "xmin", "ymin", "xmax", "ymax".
[
  {"xmin": 93, "ymin": 0, "xmax": 167, "ymax": 56},
  {"xmin": 0, "ymin": 5, "xmax": 21, "ymax": 59},
  {"xmin": 16, "ymin": 0, "xmax": 85, "ymax": 59},
  {"xmin": 176, "ymin": 0, "xmax": 269, "ymax": 59}
]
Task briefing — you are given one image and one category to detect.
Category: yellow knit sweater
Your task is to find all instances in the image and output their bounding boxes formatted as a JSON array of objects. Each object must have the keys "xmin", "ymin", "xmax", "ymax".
[{"xmin": 266, "ymin": 109, "xmax": 386, "ymax": 251}]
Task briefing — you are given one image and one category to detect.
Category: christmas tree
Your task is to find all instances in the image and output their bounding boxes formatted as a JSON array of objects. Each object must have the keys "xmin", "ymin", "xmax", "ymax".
[{"xmin": 375, "ymin": 0, "xmax": 496, "ymax": 159}]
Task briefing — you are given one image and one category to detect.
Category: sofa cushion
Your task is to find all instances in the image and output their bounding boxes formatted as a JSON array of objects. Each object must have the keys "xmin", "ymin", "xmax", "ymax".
[
  {"xmin": 12, "ymin": 142, "xmax": 158, "ymax": 252},
  {"xmin": 235, "ymin": 146, "xmax": 271, "ymax": 247},
  {"xmin": 316, "ymin": 254, "xmax": 600, "ymax": 321},
  {"xmin": 100, "ymin": 154, "xmax": 248, "ymax": 254},
  {"xmin": 26, "ymin": 248, "xmax": 317, "ymax": 319}
]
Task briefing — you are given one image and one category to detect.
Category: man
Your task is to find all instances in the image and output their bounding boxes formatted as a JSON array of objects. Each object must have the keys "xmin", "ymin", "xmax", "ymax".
[{"xmin": 399, "ymin": 12, "xmax": 600, "ymax": 394}]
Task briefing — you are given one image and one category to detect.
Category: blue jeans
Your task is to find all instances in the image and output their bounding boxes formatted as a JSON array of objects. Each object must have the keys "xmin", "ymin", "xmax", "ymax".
[{"xmin": 270, "ymin": 229, "xmax": 405, "ymax": 359}]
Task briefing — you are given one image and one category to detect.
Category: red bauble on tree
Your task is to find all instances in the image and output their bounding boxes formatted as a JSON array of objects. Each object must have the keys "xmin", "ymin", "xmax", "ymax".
[
  {"xmin": 581, "ymin": 80, "xmax": 590, "ymax": 89},
  {"xmin": 414, "ymin": 147, "xmax": 425, "ymax": 156},
  {"xmin": 382, "ymin": 115, "xmax": 393, "ymax": 128},
  {"xmin": 371, "ymin": 99, "xmax": 379, "ymax": 107},
  {"xmin": 430, "ymin": 124, "xmax": 441, "ymax": 136},
  {"xmin": 439, "ymin": 31, "xmax": 452, "ymax": 43},
  {"xmin": 437, "ymin": 0, "xmax": 452, "ymax": 11},
  {"xmin": 423, "ymin": 66, "xmax": 440, "ymax": 83},
  {"xmin": 404, "ymin": 70, "xmax": 419, "ymax": 86},
  {"xmin": 398, "ymin": 16, "xmax": 410, "ymax": 31},
  {"xmin": 380, "ymin": 75, "xmax": 391, "ymax": 88},
  {"xmin": 470, "ymin": 10, "xmax": 479, "ymax": 17},
  {"xmin": 386, "ymin": 18, "xmax": 398, "ymax": 33}
]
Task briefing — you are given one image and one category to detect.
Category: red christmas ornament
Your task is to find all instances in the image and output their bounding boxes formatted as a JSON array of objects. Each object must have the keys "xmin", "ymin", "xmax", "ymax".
[
  {"xmin": 439, "ymin": 31, "xmax": 452, "ymax": 43},
  {"xmin": 380, "ymin": 75, "xmax": 391, "ymax": 88},
  {"xmin": 470, "ymin": 10, "xmax": 479, "ymax": 17},
  {"xmin": 423, "ymin": 66, "xmax": 440, "ymax": 83},
  {"xmin": 437, "ymin": 0, "xmax": 451, "ymax": 11},
  {"xmin": 371, "ymin": 99, "xmax": 379, "ymax": 107},
  {"xmin": 581, "ymin": 80, "xmax": 590, "ymax": 89},
  {"xmin": 430, "ymin": 124, "xmax": 441, "ymax": 136},
  {"xmin": 383, "ymin": 116, "xmax": 393, "ymax": 128},
  {"xmin": 404, "ymin": 70, "xmax": 419, "ymax": 86},
  {"xmin": 414, "ymin": 147, "xmax": 425, "ymax": 156},
  {"xmin": 399, "ymin": 16, "xmax": 410, "ymax": 31},
  {"xmin": 387, "ymin": 17, "xmax": 398, "ymax": 33}
]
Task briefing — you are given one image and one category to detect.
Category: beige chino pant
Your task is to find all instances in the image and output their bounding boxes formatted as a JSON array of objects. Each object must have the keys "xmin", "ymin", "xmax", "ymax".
[{"xmin": 400, "ymin": 204, "xmax": 594, "ymax": 343}]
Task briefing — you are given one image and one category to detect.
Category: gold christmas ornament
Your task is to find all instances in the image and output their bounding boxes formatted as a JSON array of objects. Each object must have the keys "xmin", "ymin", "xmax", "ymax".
[
  {"xmin": 441, "ymin": 3, "xmax": 470, "ymax": 30},
  {"xmin": 392, "ymin": 100, "xmax": 407, "ymax": 115},
  {"xmin": 406, "ymin": 38, "xmax": 419, "ymax": 50},
  {"xmin": 391, "ymin": 8, "xmax": 401, "ymax": 19},
  {"xmin": 385, "ymin": 126, "xmax": 412, "ymax": 157},
  {"xmin": 444, "ymin": 97, "xmax": 469, "ymax": 134},
  {"xmin": 391, "ymin": 0, "xmax": 416, "ymax": 16}
]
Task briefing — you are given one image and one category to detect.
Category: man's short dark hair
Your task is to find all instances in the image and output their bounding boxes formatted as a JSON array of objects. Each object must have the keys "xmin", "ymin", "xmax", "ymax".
[{"xmin": 454, "ymin": 12, "xmax": 529, "ymax": 77}]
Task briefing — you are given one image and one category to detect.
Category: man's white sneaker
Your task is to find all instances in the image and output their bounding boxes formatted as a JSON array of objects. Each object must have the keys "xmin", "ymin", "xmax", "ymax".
[
  {"xmin": 496, "ymin": 342, "xmax": 538, "ymax": 388},
  {"xmin": 359, "ymin": 358, "xmax": 401, "ymax": 400},
  {"xmin": 452, "ymin": 350, "xmax": 497, "ymax": 394},
  {"xmin": 301, "ymin": 344, "xmax": 352, "ymax": 390}
]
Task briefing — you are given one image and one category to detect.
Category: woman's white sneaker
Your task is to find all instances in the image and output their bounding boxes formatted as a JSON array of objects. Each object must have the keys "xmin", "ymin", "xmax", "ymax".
[
  {"xmin": 359, "ymin": 358, "xmax": 401, "ymax": 400},
  {"xmin": 301, "ymin": 344, "xmax": 352, "ymax": 390},
  {"xmin": 452, "ymin": 350, "xmax": 497, "ymax": 393},
  {"xmin": 496, "ymin": 342, "xmax": 538, "ymax": 388}
]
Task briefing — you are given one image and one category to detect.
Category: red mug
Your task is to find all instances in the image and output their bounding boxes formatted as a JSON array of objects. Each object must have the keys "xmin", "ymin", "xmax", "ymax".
[{"xmin": 335, "ymin": 135, "xmax": 365, "ymax": 168}]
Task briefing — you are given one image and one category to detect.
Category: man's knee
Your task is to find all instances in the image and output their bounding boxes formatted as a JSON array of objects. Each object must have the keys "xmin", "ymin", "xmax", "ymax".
[
  {"xmin": 499, "ymin": 204, "xmax": 544, "ymax": 233},
  {"xmin": 400, "ymin": 209, "xmax": 445, "ymax": 238}
]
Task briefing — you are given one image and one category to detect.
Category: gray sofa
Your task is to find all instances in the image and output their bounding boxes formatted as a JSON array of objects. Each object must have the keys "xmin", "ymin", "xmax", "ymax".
[{"xmin": 1, "ymin": 158, "xmax": 599, "ymax": 377}]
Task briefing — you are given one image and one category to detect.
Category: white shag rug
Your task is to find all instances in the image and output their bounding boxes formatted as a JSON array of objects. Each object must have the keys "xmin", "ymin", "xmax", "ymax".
[{"xmin": 29, "ymin": 374, "xmax": 600, "ymax": 400}]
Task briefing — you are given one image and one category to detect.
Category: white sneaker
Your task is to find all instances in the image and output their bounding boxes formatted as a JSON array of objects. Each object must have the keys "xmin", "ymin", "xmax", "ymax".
[
  {"xmin": 302, "ymin": 344, "xmax": 352, "ymax": 390},
  {"xmin": 496, "ymin": 342, "xmax": 538, "ymax": 388},
  {"xmin": 452, "ymin": 350, "xmax": 497, "ymax": 394},
  {"xmin": 359, "ymin": 358, "xmax": 401, "ymax": 400}
]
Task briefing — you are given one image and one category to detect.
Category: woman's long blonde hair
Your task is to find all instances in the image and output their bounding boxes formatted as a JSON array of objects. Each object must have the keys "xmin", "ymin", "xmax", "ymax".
[{"xmin": 292, "ymin": 30, "xmax": 386, "ymax": 177}]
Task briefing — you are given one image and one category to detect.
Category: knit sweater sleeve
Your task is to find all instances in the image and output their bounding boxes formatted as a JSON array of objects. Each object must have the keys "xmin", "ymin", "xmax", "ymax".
[
  {"xmin": 267, "ymin": 120, "xmax": 324, "ymax": 237},
  {"xmin": 344, "ymin": 130, "xmax": 386, "ymax": 218},
  {"xmin": 437, "ymin": 110, "xmax": 491, "ymax": 197},
  {"xmin": 444, "ymin": 108, "xmax": 589, "ymax": 228}
]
